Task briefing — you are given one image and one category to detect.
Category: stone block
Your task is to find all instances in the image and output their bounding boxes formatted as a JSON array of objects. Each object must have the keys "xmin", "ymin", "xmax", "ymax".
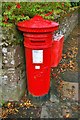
[
  {"xmin": 0, "ymin": 69, "xmax": 2, "ymax": 86},
  {"xmin": 62, "ymin": 81, "xmax": 79, "ymax": 101},
  {"xmin": 57, "ymin": 11, "xmax": 78, "ymax": 40},
  {"xmin": 1, "ymin": 64, "xmax": 26, "ymax": 102},
  {"xmin": 2, "ymin": 68, "xmax": 19, "ymax": 85},
  {"xmin": 0, "ymin": 107, "xmax": 2, "ymax": 118},
  {"xmin": 0, "ymin": 85, "xmax": 2, "ymax": 104},
  {"xmin": 0, "ymin": 47, "xmax": 2, "ymax": 69},
  {"xmin": 2, "ymin": 79, "xmax": 26, "ymax": 102},
  {"xmin": 2, "ymin": 45, "xmax": 25, "ymax": 68},
  {"xmin": 2, "ymin": 64, "xmax": 26, "ymax": 85},
  {"xmin": 58, "ymin": 80, "xmax": 79, "ymax": 101},
  {"xmin": 18, "ymin": 78, "xmax": 26, "ymax": 99},
  {"xmin": 2, "ymin": 84, "xmax": 19, "ymax": 101}
]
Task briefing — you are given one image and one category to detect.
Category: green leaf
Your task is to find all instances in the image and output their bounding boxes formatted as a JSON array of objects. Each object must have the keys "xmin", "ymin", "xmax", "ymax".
[{"xmin": 1, "ymin": 99, "xmax": 5, "ymax": 106}]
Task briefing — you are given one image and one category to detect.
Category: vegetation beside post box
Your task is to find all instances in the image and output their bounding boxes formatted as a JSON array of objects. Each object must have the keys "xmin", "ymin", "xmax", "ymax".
[
  {"xmin": 1, "ymin": 2, "xmax": 79, "ymax": 26},
  {"xmin": 1, "ymin": 2, "xmax": 80, "ymax": 45}
]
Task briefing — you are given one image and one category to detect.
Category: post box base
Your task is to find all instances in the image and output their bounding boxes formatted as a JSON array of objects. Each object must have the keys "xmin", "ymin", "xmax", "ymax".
[{"xmin": 27, "ymin": 90, "xmax": 50, "ymax": 103}]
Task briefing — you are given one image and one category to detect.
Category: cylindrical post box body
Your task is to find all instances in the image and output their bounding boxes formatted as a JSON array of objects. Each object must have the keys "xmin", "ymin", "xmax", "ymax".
[
  {"xmin": 24, "ymin": 33, "xmax": 52, "ymax": 96},
  {"xmin": 25, "ymin": 47, "xmax": 51, "ymax": 96}
]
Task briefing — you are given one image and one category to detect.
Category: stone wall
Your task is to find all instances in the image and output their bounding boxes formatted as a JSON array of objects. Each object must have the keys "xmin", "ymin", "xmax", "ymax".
[
  {"xmin": 0, "ymin": 26, "xmax": 2, "ymax": 104},
  {"xmin": 0, "ymin": 26, "xmax": 26, "ymax": 103},
  {"xmin": 55, "ymin": 9, "xmax": 78, "ymax": 40},
  {"xmin": 0, "ymin": 9, "xmax": 78, "ymax": 103}
]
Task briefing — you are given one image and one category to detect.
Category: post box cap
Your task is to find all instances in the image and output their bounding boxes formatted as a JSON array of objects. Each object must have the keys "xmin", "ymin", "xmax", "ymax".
[{"xmin": 17, "ymin": 15, "xmax": 59, "ymax": 33}]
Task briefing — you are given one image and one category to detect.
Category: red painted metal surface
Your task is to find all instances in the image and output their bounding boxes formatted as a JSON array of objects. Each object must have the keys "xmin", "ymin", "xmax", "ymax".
[
  {"xmin": 51, "ymin": 35, "xmax": 64, "ymax": 67},
  {"xmin": 24, "ymin": 32, "xmax": 52, "ymax": 96},
  {"xmin": 17, "ymin": 15, "xmax": 59, "ymax": 96},
  {"xmin": 25, "ymin": 46, "xmax": 51, "ymax": 96},
  {"xmin": 17, "ymin": 15, "xmax": 59, "ymax": 33},
  {"xmin": 23, "ymin": 33, "xmax": 52, "ymax": 48}
]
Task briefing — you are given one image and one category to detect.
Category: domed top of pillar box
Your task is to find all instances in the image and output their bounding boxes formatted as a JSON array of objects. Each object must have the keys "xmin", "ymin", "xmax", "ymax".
[{"xmin": 17, "ymin": 15, "xmax": 59, "ymax": 33}]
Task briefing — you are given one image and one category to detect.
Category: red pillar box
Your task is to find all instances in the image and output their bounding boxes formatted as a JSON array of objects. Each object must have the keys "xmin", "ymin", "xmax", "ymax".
[
  {"xmin": 23, "ymin": 33, "xmax": 52, "ymax": 96},
  {"xmin": 17, "ymin": 15, "xmax": 59, "ymax": 97},
  {"xmin": 51, "ymin": 35, "xmax": 64, "ymax": 67}
]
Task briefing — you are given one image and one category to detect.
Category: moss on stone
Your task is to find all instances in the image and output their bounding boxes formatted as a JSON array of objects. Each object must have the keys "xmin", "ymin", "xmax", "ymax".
[{"xmin": 2, "ymin": 25, "xmax": 23, "ymax": 45}]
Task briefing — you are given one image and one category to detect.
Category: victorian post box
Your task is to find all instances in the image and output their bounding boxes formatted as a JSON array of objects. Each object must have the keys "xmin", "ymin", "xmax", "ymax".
[{"xmin": 17, "ymin": 15, "xmax": 59, "ymax": 97}]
